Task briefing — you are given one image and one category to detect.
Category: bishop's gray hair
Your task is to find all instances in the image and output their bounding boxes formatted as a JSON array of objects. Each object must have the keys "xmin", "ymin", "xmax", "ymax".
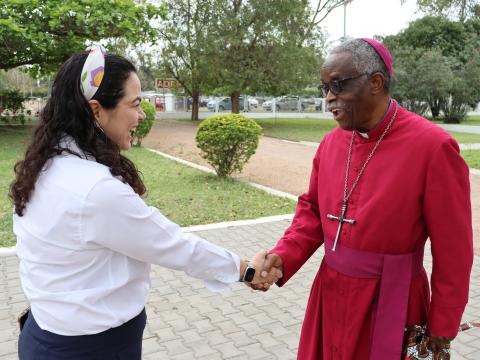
[{"xmin": 331, "ymin": 39, "xmax": 391, "ymax": 92}]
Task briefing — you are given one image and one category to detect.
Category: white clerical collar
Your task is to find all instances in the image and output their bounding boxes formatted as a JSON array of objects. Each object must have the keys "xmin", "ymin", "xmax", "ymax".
[
  {"xmin": 358, "ymin": 132, "xmax": 369, "ymax": 139},
  {"xmin": 355, "ymin": 99, "xmax": 392, "ymax": 140}
]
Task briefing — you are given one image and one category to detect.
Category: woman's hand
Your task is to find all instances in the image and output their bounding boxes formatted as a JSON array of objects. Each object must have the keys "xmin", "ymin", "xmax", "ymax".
[{"xmin": 247, "ymin": 250, "xmax": 283, "ymax": 291}]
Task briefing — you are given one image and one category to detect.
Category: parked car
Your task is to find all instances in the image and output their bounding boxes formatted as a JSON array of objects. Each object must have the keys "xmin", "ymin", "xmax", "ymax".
[
  {"xmin": 247, "ymin": 97, "xmax": 259, "ymax": 108},
  {"xmin": 262, "ymin": 96, "xmax": 303, "ymax": 111},
  {"xmin": 199, "ymin": 97, "xmax": 210, "ymax": 107},
  {"xmin": 262, "ymin": 99, "xmax": 274, "ymax": 111},
  {"xmin": 207, "ymin": 97, "xmax": 245, "ymax": 111},
  {"xmin": 262, "ymin": 96, "xmax": 318, "ymax": 111}
]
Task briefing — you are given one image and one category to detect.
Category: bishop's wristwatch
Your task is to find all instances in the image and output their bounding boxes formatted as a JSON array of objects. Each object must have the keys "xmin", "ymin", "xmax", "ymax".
[{"xmin": 240, "ymin": 262, "xmax": 256, "ymax": 283}]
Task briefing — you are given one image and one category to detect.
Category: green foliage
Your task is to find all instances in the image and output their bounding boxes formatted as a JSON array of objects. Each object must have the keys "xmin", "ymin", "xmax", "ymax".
[
  {"xmin": 132, "ymin": 101, "xmax": 156, "ymax": 147},
  {"xmin": 0, "ymin": 89, "xmax": 25, "ymax": 124},
  {"xmin": 206, "ymin": 0, "xmax": 325, "ymax": 112},
  {"xmin": 413, "ymin": 0, "xmax": 480, "ymax": 21},
  {"xmin": 196, "ymin": 114, "xmax": 261, "ymax": 178},
  {"xmin": 0, "ymin": 0, "xmax": 167, "ymax": 74},
  {"xmin": 383, "ymin": 16, "xmax": 480, "ymax": 122},
  {"xmin": 160, "ymin": 0, "xmax": 331, "ymax": 118}
]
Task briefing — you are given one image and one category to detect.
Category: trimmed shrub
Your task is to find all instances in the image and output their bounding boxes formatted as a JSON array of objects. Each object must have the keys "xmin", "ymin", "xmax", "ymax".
[
  {"xmin": 196, "ymin": 114, "xmax": 262, "ymax": 178},
  {"xmin": 0, "ymin": 89, "xmax": 25, "ymax": 116},
  {"xmin": 132, "ymin": 100, "xmax": 156, "ymax": 146}
]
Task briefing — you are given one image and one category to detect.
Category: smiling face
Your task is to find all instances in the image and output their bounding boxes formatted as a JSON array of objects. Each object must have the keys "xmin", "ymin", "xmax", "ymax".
[
  {"xmin": 320, "ymin": 52, "xmax": 375, "ymax": 131},
  {"xmin": 93, "ymin": 72, "xmax": 145, "ymax": 150}
]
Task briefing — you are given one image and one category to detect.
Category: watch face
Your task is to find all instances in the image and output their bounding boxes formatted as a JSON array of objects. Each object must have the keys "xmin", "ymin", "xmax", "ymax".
[{"xmin": 244, "ymin": 266, "xmax": 255, "ymax": 282}]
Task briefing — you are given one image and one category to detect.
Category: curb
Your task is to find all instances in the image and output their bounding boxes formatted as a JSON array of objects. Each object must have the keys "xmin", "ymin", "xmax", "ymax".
[
  {"xmin": 0, "ymin": 247, "xmax": 16, "ymax": 257},
  {"xmin": 145, "ymin": 148, "xmax": 298, "ymax": 201},
  {"xmin": 0, "ymin": 215, "xmax": 295, "ymax": 258},
  {"xmin": 183, "ymin": 214, "xmax": 294, "ymax": 232}
]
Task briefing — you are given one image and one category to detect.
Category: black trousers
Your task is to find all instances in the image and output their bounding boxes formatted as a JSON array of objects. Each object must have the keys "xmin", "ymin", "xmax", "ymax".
[{"xmin": 18, "ymin": 309, "xmax": 146, "ymax": 360}]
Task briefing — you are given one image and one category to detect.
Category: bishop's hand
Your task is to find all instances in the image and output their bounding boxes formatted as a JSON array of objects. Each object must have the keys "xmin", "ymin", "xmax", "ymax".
[
  {"xmin": 244, "ymin": 250, "xmax": 283, "ymax": 291},
  {"xmin": 426, "ymin": 333, "xmax": 453, "ymax": 360},
  {"xmin": 249, "ymin": 252, "xmax": 284, "ymax": 292}
]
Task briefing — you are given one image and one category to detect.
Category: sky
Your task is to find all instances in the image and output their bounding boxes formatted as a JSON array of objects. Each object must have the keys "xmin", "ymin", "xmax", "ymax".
[{"xmin": 321, "ymin": 0, "xmax": 425, "ymax": 46}]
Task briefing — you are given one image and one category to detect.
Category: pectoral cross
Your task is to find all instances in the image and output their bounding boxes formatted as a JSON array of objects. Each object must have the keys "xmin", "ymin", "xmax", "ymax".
[{"xmin": 327, "ymin": 202, "xmax": 356, "ymax": 251}]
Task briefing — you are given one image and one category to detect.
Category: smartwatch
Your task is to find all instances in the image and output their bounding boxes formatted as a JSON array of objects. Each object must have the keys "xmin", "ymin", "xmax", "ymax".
[{"xmin": 240, "ymin": 262, "xmax": 256, "ymax": 283}]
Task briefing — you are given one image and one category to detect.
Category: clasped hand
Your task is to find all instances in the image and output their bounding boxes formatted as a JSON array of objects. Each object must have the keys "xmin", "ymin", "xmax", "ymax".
[{"xmin": 246, "ymin": 250, "xmax": 284, "ymax": 291}]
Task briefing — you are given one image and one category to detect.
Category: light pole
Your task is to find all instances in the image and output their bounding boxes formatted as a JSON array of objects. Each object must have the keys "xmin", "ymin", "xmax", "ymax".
[{"xmin": 343, "ymin": 0, "xmax": 353, "ymax": 39}]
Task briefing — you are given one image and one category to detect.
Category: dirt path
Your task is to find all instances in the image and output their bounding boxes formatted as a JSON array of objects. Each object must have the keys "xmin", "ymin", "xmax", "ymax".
[{"xmin": 143, "ymin": 120, "xmax": 480, "ymax": 255}]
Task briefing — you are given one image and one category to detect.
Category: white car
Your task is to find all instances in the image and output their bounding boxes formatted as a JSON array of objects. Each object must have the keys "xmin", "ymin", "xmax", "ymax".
[
  {"xmin": 262, "ymin": 99, "xmax": 273, "ymax": 110},
  {"xmin": 247, "ymin": 98, "xmax": 259, "ymax": 107}
]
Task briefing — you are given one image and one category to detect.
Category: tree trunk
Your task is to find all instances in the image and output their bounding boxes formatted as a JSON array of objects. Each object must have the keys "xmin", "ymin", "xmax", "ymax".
[
  {"xmin": 429, "ymin": 99, "xmax": 441, "ymax": 119},
  {"xmin": 231, "ymin": 91, "xmax": 241, "ymax": 114},
  {"xmin": 191, "ymin": 91, "xmax": 200, "ymax": 121}
]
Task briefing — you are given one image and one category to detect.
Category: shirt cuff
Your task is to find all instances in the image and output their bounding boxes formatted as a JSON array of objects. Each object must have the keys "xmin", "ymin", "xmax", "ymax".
[{"xmin": 203, "ymin": 253, "xmax": 241, "ymax": 292}]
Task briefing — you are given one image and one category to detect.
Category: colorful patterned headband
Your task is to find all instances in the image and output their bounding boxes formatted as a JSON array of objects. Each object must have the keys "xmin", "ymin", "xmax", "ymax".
[{"xmin": 80, "ymin": 45, "xmax": 106, "ymax": 100}]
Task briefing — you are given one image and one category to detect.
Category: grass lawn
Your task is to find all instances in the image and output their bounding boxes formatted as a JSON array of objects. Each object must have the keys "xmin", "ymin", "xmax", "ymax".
[
  {"xmin": 463, "ymin": 115, "xmax": 480, "ymax": 126},
  {"xmin": 254, "ymin": 117, "xmax": 336, "ymax": 142},
  {"xmin": 0, "ymin": 127, "xmax": 34, "ymax": 249},
  {"xmin": 0, "ymin": 126, "xmax": 295, "ymax": 248},
  {"xmin": 433, "ymin": 115, "xmax": 480, "ymax": 126},
  {"xmin": 462, "ymin": 150, "xmax": 480, "ymax": 170},
  {"xmin": 448, "ymin": 132, "xmax": 480, "ymax": 144}
]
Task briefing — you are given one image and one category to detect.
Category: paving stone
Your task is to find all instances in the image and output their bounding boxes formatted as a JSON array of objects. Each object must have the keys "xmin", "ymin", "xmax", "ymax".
[
  {"xmin": 0, "ymin": 341, "xmax": 16, "ymax": 357},
  {"xmin": 211, "ymin": 341, "xmax": 246, "ymax": 358},
  {"xmin": 225, "ymin": 330, "xmax": 258, "ymax": 347},
  {"xmin": 141, "ymin": 336, "xmax": 163, "ymax": 355},
  {"xmin": 162, "ymin": 338, "xmax": 191, "ymax": 357},
  {"xmin": 1, "ymin": 220, "xmax": 478, "ymax": 359},
  {"xmin": 239, "ymin": 342, "xmax": 275, "ymax": 359},
  {"xmin": 184, "ymin": 340, "xmax": 219, "ymax": 357}
]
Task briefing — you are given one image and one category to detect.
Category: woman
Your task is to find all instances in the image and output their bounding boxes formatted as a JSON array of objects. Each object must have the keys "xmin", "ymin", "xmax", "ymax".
[{"xmin": 10, "ymin": 47, "xmax": 279, "ymax": 359}]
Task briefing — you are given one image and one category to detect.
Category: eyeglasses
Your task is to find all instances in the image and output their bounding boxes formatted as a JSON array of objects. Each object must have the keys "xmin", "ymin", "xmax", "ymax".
[{"xmin": 320, "ymin": 73, "xmax": 368, "ymax": 97}]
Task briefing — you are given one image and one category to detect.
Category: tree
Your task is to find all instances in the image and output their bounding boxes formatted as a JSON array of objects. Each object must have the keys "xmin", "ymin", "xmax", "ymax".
[
  {"xmin": 0, "ymin": 69, "xmax": 35, "ymax": 96},
  {"xmin": 159, "ymin": 0, "xmax": 218, "ymax": 121},
  {"xmin": 159, "ymin": 0, "xmax": 341, "ymax": 119},
  {"xmin": 442, "ymin": 44, "xmax": 480, "ymax": 122},
  {"xmin": 0, "ymin": 0, "xmax": 166, "ymax": 74},
  {"xmin": 383, "ymin": 16, "xmax": 480, "ymax": 122},
  {"xmin": 208, "ymin": 0, "xmax": 331, "ymax": 113},
  {"xmin": 410, "ymin": 0, "xmax": 480, "ymax": 21}
]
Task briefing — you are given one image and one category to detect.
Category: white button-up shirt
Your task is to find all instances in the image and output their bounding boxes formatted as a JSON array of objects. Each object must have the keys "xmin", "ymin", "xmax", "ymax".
[{"xmin": 14, "ymin": 139, "xmax": 240, "ymax": 335}]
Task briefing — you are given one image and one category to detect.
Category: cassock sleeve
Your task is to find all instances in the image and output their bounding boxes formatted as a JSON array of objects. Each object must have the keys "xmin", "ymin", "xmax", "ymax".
[
  {"xmin": 270, "ymin": 142, "xmax": 325, "ymax": 286},
  {"xmin": 423, "ymin": 137, "xmax": 473, "ymax": 337}
]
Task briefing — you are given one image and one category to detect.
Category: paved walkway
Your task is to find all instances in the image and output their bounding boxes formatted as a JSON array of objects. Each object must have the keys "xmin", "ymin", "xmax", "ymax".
[
  {"xmin": 1, "ymin": 219, "xmax": 479, "ymax": 359},
  {"xmin": 439, "ymin": 124, "xmax": 480, "ymax": 134}
]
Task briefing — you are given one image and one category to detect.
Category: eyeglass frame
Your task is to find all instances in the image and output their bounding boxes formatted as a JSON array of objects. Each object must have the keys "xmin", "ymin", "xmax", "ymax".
[{"xmin": 320, "ymin": 73, "xmax": 371, "ymax": 97}]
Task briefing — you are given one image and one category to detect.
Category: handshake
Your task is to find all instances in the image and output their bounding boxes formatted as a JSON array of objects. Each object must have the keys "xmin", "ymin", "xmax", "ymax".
[{"xmin": 240, "ymin": 250, "xmax": 284, "ymax": 291}]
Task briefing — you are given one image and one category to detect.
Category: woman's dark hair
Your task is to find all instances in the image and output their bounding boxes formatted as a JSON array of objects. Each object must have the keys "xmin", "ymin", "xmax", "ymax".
[{"xmin": 10, "ymin": 52, "xmax": 146, "ymax": 216}]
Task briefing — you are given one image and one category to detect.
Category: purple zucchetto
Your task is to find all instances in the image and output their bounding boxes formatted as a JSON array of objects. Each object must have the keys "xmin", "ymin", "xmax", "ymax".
[{"xmin": 359, "ymin": 38, "xmax": 393, "ymax": 78}]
